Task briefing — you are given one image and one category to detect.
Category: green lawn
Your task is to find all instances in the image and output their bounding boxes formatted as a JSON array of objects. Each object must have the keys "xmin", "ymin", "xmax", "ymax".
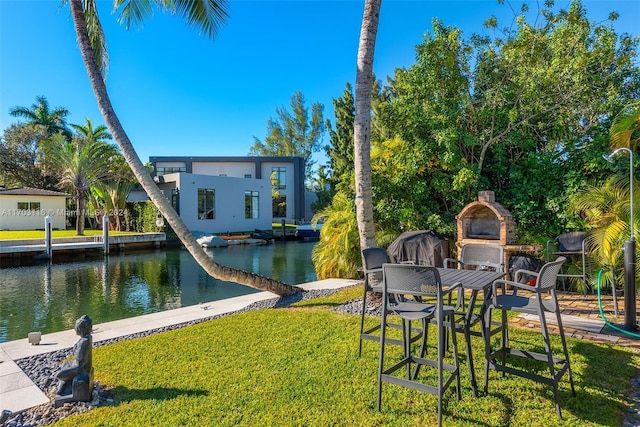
[
  {"xmin": 49, "ymin": 286, "xmax": 636, "ymax": 426},
  {"xmin": 0, "ymin": 230, "xmax": 134, "ymax": 240}
]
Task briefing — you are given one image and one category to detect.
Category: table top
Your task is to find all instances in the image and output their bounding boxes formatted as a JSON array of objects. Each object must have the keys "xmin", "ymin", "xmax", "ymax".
[{"xmin": 436, "ymin": 268, "xmax": 505, "ymax": 291}]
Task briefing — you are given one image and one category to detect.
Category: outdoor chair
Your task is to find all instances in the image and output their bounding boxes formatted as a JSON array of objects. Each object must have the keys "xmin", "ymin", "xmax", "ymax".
[
  {"xmin": 377, "ymin": 263, "xmax": 461, "ymax": 427},
  {"xmin": 546, "ymin": 231, "xmax": 590, "ymax": 295},
  {"xmin": 359, "ymin": 248, "xmax": 422, "ymax": 356},
  {"xmin": 444, "ymin": 243, "xmax": 505, "ymax": 272},
  {"xmin": 483, "ymin": 256, "xmax": 576, "ymax": 419},
  {"xmin": 444, "ymin": 243, "xmax": 504, "ymax": 310}
]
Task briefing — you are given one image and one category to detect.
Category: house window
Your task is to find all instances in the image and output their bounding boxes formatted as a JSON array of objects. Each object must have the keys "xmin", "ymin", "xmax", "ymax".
[
  {"xmin": 197, "ymin": 188, "xmax": 215, "ymax": 219},
  {"xmin": 272, "ymin": 167, "xmax": 286, "ymax": 190},
  {"xmin": 156, "ymin": 166, "xmax": 186, "ymax": 176},
  {"xmin": 245, "ymin": 191, "xmax": 259, "ymax": 219},
  {"xmin": 244, "ymin": 174, "xmax": 252, "ymax": 178},
  {"xmin": 17, "ymin": 202, "xmax": 40, "ymax": 210},
  {"xmin": 273, "ymin": 195, "xmax": 286, "ymax": 218}
]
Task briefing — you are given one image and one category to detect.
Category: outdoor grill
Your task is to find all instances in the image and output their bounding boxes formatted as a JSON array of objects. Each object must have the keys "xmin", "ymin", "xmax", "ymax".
[{"xmin": 455, "ymin": 191, "xmax": 539, "ymax": 272}]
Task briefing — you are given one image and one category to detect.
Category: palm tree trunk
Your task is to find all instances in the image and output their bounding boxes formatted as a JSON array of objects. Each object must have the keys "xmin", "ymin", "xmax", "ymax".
[
  {"xmin": 68, "ymin": 0, "xmax": 299, "ymax": 296},
  {"xmin": 76, "ymin": 190, "xmax": 86, "ymax": 235},
  {"xmin": 353, "ymin": 0, "xmax": 381, "ymax": 251}
]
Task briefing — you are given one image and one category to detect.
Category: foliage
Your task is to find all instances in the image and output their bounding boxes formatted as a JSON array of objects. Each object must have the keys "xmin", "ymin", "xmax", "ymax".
[
  {"xmin": 249, "ymin": 91, "xmax": 326, "ymax": 185},
  {"xmin": 70, "ymin": 118, "xmax": 112, "ymax": 144},
  {"xmin": 127, "ymin": 201, "xmax": 166, "ymax": 233},
  {"xmin": 50, "ymin": 287, "xmax": 636, "ymax": 427},
  {"xmin": 610, "ymin": 101, "xmax": 640, "ymax": 151},
  {"xmin": 309, "ymin": 164, "xmax": 332, "ymax": 213},
  {"xmin": 91, "ymin": 180, "xmax": 136, "ymax": 231},
  {"xmin": 347, "ymin": 0, "xmax": 640, "ymax": 244},
  {"xmin": 371, "ymin": 135, "xmax": 459, "ymax": 236},
  {"xmin": 325, "ymin": 83, "xmax": 355, "ymax": 197},
  {"xmin": 571, "ymin": 152, "xmax": 640, "ymax": 290},
  {"xmin": 41, "ymin": 135, "xmax": 117, "ymax": 235},
  {"xmin": 8, "ymin": 95, "xmax": 71, "ymax": 139},
  {"xmin": 0, "ymin": 124, "xmax": 59, "ymax": 189},
  {"xmin": 311, "ymin": 192, "xmax": 361, "ymax": 279}
]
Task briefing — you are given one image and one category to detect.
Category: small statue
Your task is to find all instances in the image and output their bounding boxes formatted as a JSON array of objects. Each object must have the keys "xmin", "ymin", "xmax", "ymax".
[{"xmin": 53, "ymin": 315, "xmax": 94, "ymax": 407}]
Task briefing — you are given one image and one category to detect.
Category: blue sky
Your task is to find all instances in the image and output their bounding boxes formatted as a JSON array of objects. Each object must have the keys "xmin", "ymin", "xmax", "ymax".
[{"xmin": 1, "ymin": 0, "xmax": 638, "ymax": 168}]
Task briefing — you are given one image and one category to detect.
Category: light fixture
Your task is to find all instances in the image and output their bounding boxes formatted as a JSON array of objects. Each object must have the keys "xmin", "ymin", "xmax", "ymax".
[{"xmin": 604, "ymin": 147, "xmax": 637, "ymax": 331}]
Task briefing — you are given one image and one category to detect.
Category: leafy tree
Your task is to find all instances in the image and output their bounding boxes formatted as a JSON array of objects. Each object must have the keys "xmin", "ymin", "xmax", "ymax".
[
  {"xmin": 309, "ymin": 164, "xmax": 332, "ymax": 213},
  {"xmin": 249, "ymin": 91, "xmax": 325, "ymax": 185},
  {"xmin": 325, "ymin": 83, "xmax": 355, "ymax": 196},
  {"xmin": 65, "ymin": 0, "xmax": 298, "ymax": 296},
  {"xmin": 9, "ymin": 96, "xmax": 71, "ymax": 139},
  {"xmin": 42, "ymin": 135, "xmax": 115, "ymax": 235},
  {"xmin": 374, "ymin": 0, "xmax": 639, "ymax": 241},
  {"xmin": 0, "ymin": 124, "xmax": 58, "ymax": 189}
]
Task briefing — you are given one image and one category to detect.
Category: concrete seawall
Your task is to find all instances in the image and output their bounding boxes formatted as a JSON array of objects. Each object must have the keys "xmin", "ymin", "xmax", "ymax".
[{"xmin": 0, "ymin": 233, "xmax": 166, "ymax": 267}]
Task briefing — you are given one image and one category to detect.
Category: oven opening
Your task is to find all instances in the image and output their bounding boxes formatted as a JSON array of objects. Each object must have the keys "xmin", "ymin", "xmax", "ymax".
[{"xmin": 467, "ymin": 218, "xmax": 500, "ymax": 240}]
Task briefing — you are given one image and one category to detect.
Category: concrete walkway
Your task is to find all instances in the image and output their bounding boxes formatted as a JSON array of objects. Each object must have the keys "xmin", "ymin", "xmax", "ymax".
[{"xmin": 0, "ymin": 278, "xmax": 359, "ymax": 415}]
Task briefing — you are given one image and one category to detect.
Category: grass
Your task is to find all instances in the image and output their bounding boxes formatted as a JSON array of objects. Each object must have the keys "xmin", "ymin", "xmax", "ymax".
[
  {"xmin": 0, "ymin": 230, "xmax": 135, "ymax": 240},
  {"xmin": 51, "ymin": 286, "xmax": 636, "ymax": 426}
]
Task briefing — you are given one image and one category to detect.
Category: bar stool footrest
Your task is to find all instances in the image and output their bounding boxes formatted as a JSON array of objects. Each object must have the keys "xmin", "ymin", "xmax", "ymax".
[{"xmin": 487, "ymin": 347, "xmax": 570, "ymax": 387}]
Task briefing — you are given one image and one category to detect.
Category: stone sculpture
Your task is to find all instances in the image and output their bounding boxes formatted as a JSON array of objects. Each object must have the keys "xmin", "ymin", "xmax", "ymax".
[{"xmin": 53, "ymin": 315, "xmax": 94, "ymax": 407}]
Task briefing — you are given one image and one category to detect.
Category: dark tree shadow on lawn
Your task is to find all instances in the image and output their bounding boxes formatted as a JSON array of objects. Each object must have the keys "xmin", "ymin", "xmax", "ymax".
[
  {"xmin": 113, "ymin": 386, "xmax": 209, "ymax": 403},
  {"xmin": 484, "ymin": 337, "xmax": 636, "ymax": 425}
]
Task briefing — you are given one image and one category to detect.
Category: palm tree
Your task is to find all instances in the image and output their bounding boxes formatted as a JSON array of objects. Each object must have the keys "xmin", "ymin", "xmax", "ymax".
[
  {"xmin": 610, "ymin": 101, "xmax": 640, "ymax": 151},
  {"xmin": 571, "ymin": 175, "xmax": 638, "ymax": 290},
  {"xmin": 65, "ymin": 0, "xmax": 298, "ymax": 296},
  {"xmin": 353, "ymin": 0, "xmax": 381, "ymax": 251},
  {"xmin": 70, "ymin": 118, "xmax": 113, "ymax": 145},
  {"xmin": 43, "ymin": 135, "xmax": 115, "ymax": 235},
  {"xmin": 9, "ymin": 96, "xmax": 72, "ymax": 139},
  {"xmin": 311, "ymin": 192, "xmax": 361, "ymax": 279}
]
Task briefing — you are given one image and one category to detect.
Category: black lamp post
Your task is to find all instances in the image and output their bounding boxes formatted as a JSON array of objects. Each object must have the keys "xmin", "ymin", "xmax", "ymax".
[{"xmin": 604, "ymin": 147, "xmax": 637, "ymax": 331}]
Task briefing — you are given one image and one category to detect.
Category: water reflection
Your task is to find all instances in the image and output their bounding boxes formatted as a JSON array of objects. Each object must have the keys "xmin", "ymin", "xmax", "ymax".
[{"xmin": 0, "ymin": 242, "xmax": 317, "ymax": 343}]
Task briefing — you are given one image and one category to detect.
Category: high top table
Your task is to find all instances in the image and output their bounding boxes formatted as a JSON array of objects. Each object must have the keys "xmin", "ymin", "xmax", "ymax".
[{"xmin": 436, "ymin": 267, "xmax": 506, "ymax": 396}]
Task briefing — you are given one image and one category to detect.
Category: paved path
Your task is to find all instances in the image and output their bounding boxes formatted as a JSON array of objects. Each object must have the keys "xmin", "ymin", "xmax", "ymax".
[
  {"xmin": 510, "ymin": 292, "xmax": 640, "ymax": 352},
  {"xmin": 0, "ymin": 278, "xmax": 358, "ymax": 415}
]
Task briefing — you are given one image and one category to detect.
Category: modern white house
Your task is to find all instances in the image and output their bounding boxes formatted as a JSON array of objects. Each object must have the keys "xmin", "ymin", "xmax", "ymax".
[
  {"xmin": 154, "ymin": 172, "xmax": 273, "ymax": 234},
  {"xmin": 0, "ymin": 188, "xmax": 69, "ymax": 230},
  {"xmin": 129, "ymin": 156, "xmax": 308, "ymax": 234}
]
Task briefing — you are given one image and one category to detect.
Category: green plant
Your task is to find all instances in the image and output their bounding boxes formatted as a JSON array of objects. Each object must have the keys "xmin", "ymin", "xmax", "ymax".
[
  {"xmin": 127, "ymin": 201, "xmax": 165, "ymax": 233},
  {"xmin": 311, "ymin": 192, "xmax": 361, "ymax": 280}
]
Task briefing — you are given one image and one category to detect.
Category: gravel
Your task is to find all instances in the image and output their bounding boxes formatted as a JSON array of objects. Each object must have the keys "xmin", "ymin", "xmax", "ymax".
[{"xmin": 3, "ymin": 287, "xmax": 640, "ymax": 427}]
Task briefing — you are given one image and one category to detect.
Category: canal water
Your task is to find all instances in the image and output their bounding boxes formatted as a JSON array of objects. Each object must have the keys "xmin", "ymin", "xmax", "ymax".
[{"xmin": 0, "ymin": 241, "xmax": 317, "ymax": 343}]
